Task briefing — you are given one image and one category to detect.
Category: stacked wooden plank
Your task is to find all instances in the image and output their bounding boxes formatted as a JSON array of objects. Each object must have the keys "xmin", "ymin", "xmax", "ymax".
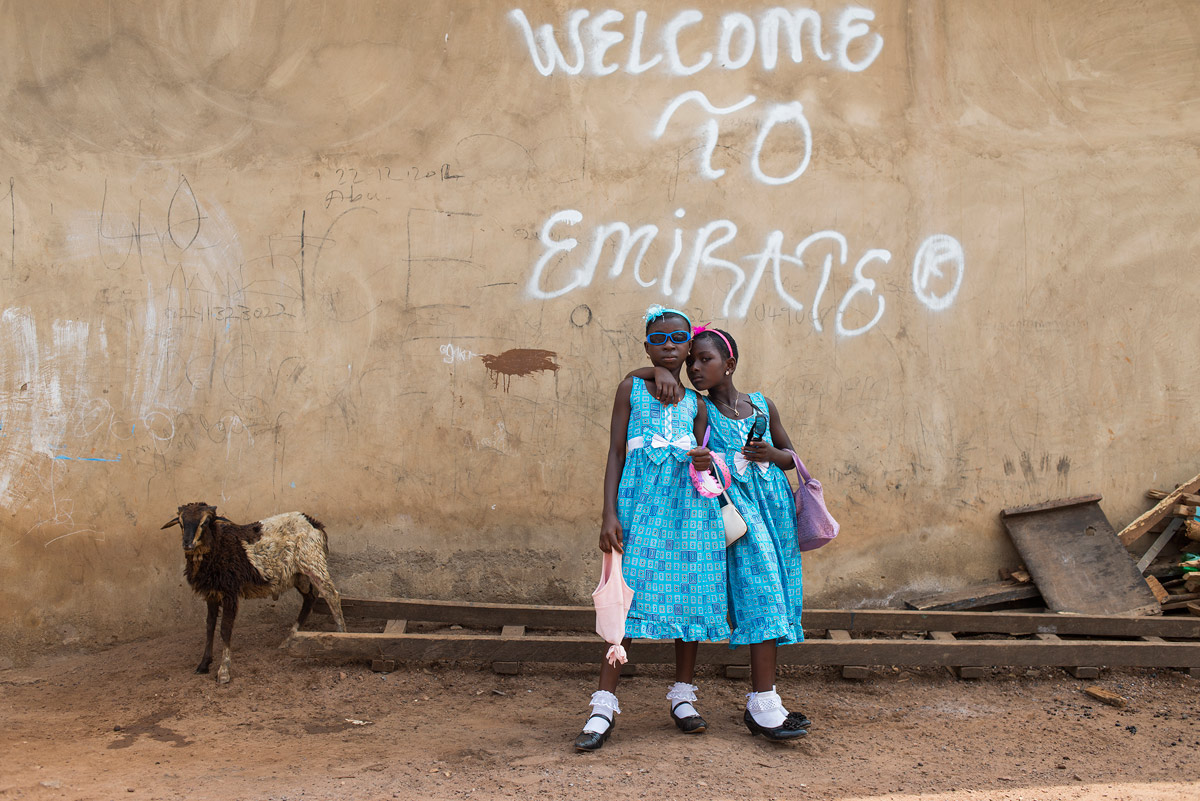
[
  {"xmin": 286, "ymin": 478, "xmax": 1200, "ymax": 677},
  {"xmin": 902, "ymin": 579, "xmax": 1040, "ymax": 612},
  {"xmin": 291, "ymin": 597, "xmax": 1200, "ymax": 679}
]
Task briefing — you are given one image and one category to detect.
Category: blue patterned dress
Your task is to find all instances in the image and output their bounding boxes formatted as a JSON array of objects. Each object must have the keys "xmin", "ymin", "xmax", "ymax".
[
  {"xmin": 704, "ymin": 392, "xmax": 804, "ymax": 647},
  {"xmin": 617, "ymin": 379, "xmax": 730, "ymax": 642}
]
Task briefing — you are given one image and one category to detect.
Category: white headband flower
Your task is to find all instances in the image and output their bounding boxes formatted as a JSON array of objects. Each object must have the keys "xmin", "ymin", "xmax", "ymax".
[
  {"xmin": 644, "ymin": 304, "xmax": 667, "ymax": 323},
  {"xmin": 644, "ymin": 305, "xmax": 692, "ymax": 328}
]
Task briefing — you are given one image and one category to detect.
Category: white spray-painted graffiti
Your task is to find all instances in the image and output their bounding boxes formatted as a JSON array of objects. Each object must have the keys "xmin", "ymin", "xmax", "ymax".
[
  {"xmin": 511, "ymin": 7, "xmax": 879, "ymax": 189},
  {"xmin": 526, "ymin": 211, "xmax": 944, "ymax": 337},
  {"xmin": 508, "ymin": 7, "xmax": 884, "ymax": 77},
  {"xmin": 652, "ymin": 92, "xmax": 813, "ymax": 186},
  {"xmin": 509, "ymin": 6, "xmax": 966, "ymax": 330},
  {"xmin": 912, "ymin": 234, "xmax": 965, "ymax": 312}
]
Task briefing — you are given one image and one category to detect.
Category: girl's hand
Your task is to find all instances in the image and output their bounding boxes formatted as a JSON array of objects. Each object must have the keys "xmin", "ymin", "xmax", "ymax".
[
  {"xmin": 600, "ymin": 512, "xmax": 624, "ymax": 553},
  {"xmin": 650, "ymin": 366, "xmax": 683, "ymax": 405},
  {"xmin": 688, "ymin": 446, "xmax": 713, "ymax": 471},
  {"xmin": 742, "ymin": 440, "xmax": 779, "ymax": 464}
]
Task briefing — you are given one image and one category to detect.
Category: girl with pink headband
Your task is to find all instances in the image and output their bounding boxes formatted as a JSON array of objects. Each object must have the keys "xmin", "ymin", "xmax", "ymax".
[
  {"xmin": 573, "ymin": 305, "xmax": 730, "ymax": 752},
  {"xmin": 631, "ymin": 324, "xmax": 811, "ymax": 742}
]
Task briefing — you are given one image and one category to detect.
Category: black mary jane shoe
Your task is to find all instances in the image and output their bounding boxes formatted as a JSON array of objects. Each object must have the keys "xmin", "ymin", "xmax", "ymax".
[
  {"xmin": 573, "ymin": 714, "xmax": 614, "ymax": 751},
  {"xmin": 743, "ymin": 709, "xmax": 809, "ymax": 741},
  {"xmin": 670, "ymin": 702, "xmax": 708, "ymax": 734}
]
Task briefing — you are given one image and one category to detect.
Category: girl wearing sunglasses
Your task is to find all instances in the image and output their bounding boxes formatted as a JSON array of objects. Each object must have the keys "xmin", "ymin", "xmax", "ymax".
[
  {"xmin": 631, "ymin": 326, "xmax": 809, "ymax": 742},
  {"xmin": 574, "ymin": 305, "xmax": 729, "ymax": 752}
]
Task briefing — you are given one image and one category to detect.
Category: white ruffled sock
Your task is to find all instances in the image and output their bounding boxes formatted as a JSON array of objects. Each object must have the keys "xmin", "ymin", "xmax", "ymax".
[
  {"xmin": 747, "ymin": 687, "xmax": 788, "ymax": 728},
  {"xmin": 583, "ymin": 690, "xmax": 619, "ymax": 734},
  {"xmin": 667, "ymin": 681, "xmax": 699, "ymax": 719}
]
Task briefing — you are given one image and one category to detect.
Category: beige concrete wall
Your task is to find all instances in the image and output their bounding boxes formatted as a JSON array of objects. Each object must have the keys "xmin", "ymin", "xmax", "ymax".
[{"xmin": 2, "ymin": 0, "xmax": 1199, "ymax": 664}]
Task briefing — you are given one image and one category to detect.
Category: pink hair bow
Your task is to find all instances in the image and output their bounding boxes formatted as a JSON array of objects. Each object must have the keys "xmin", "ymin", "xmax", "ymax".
[{"xmin": 692, "ymin": 324, "xmax": 734, "ymax": 358}]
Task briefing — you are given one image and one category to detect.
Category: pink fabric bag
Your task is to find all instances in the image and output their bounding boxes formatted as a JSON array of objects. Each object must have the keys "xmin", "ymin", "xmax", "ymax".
[
  {"xmin": 787, "ymin": 449, "xmax": 839, "ymax": 552},
  {"xmin": 592, "ymin": 550, "xmax": 635, "ymax": 666}
]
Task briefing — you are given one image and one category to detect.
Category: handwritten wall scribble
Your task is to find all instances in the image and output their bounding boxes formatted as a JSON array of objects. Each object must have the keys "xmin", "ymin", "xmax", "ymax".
[{"xmin": 441, "ymin": 343, "xmax": 479, "ymax": 364}]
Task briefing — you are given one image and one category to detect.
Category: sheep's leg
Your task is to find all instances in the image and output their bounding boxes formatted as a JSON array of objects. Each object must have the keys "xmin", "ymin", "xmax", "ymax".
[
  {"xmin": 293, "ymin": 586, "xmax": 316, "ymax": 634},
  {"xmin": 308, "ymin": 573, "xmax": 347, "ymax": 633},
  {"xmin": 216, "ymin": 594, "xmax": 238, "ymax": 684},
  {"xmin": 279, "ymin": 576, "xmax": 316, "ymax": 647},
  {"xmin": 196, "ymin": 599, "xmax": 218, "ymax": 674}
]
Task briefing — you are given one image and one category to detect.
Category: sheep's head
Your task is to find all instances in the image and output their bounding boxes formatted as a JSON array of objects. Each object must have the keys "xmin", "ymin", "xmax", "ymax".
[{"xmin": 161, "ymin": 502, "xmax": 219, "ymax": 553}]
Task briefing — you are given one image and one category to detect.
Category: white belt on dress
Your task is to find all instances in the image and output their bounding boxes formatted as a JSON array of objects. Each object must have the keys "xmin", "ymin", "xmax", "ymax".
[{"xmin": 627, "ymin": 433, "xmax": 693, "ymax": 452}]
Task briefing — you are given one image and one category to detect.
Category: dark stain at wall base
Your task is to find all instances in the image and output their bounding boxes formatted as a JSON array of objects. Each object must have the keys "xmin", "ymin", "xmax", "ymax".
[
  {"xmin": 374, "ymin": 548, "xmax": 580, "ymax": 605},
  {"xmin": 481, "ymin": 348, "xmax": 559, "ymax": 391}
]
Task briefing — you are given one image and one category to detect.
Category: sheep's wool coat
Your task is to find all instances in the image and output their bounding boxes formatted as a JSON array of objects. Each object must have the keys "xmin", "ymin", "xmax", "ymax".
[{"xmin": 240, "ymin": 513, "xmax": 328, "ymax": 599}]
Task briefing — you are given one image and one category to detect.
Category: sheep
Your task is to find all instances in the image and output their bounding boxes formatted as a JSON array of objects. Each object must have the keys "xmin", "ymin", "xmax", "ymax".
[{"xmin": 161, "ymin": 501, "xmax": 347, "ymax": 683}]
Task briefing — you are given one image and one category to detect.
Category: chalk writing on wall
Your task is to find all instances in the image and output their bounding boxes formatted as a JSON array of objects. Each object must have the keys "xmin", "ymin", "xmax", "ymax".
[
  {"xmin": 508, "ymin": 6, "xmax": 966, "ymax": 333},
  {"xmin": 441, "ymin": 343, "xmax": 479, "ymax": 364}
]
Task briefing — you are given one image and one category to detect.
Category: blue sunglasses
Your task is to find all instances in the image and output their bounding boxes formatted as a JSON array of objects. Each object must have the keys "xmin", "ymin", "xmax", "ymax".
[{"xmin": 646, "ymin": 329, "xmax": 692, "ymax": 345}]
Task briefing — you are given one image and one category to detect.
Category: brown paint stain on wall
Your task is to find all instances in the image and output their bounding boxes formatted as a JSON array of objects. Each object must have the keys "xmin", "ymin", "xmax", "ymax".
[{"xmin": 481, "ymin": 349, "xmax": 559, "ymax": 391}]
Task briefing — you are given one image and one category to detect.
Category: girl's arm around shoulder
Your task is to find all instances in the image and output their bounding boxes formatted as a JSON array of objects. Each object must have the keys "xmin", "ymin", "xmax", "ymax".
[
  {"xmin": 623, "ymin": 366, "xmax": 683, "ymax": 404},
  {"xmin": 599, "ymin": 378, "xmax": 634, "ymax": 553}
]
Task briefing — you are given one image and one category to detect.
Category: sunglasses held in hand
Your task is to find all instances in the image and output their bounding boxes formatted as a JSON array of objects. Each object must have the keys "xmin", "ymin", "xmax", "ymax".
[
  {"xmin": 645, "ymin": 330, "xmax": 692, "ymax": 345},
  {"xmin": 745, "ymin": 413, "xmax": 768, "ymax": 447}
]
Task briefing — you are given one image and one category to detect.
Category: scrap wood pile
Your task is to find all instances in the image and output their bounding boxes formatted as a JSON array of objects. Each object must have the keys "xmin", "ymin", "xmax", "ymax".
[
  {"xmin": 1177, "ymin": 555, "xmax": 1200, "ymax": 616},
  {"xmin": 1116, "ymin": 470, "xmax": 1200, "ymax": 617},
  {"xmin": 905, "ymin": 468, "xmax": 1200, "ymax": 619}
]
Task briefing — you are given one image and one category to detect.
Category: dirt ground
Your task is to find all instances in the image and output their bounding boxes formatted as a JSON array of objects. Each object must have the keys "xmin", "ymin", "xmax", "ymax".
[{"xmin": 2, "ymin": 619, "xmax": 1198, "ymax": 801}]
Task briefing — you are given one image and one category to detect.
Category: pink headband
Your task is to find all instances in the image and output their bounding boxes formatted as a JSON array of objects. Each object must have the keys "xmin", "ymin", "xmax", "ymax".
[{"xmin": 692, "ymin": 325, "xmax": 734, "ymax": 361}]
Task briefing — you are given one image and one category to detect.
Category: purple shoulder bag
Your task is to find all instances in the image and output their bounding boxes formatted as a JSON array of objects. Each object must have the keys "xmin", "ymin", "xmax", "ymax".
[{"xmin": 786, "ymin": 450, "xmax": 839, "ymax": 551}]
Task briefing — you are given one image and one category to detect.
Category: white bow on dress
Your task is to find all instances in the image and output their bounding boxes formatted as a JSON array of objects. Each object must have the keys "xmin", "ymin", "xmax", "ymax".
[{"xmin": 733, "ymin": 452, "xmax": 772, "ymax": 476}]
